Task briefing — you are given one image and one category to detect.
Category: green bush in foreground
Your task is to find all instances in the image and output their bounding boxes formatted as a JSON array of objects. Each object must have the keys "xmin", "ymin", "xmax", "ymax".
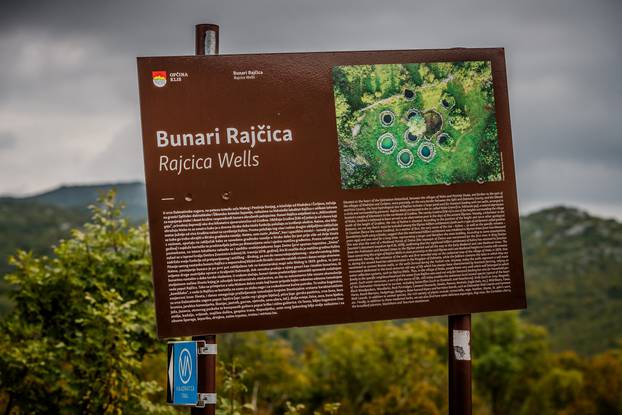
[{"xmin": 0, "ymin": 192, "xmax": 173, "ymax": 414}]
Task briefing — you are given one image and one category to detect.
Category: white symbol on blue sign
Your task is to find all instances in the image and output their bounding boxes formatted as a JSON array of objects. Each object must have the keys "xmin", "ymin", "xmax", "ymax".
[
  {"xmin": 179, "ymin": 348, "xmax": 193, "ymax": 384},
  {"xmin": 170, "ymin": 341, "xmax": 198, "ymax": 405}
]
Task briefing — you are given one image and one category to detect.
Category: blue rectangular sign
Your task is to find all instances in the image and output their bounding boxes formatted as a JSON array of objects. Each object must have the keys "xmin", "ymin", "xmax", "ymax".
[{"xmin": 169, "ymin": 341, "xmax": 198, "ymax": 405}]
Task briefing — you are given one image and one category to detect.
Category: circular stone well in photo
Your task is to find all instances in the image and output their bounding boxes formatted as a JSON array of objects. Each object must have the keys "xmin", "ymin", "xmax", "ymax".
[
  {"xmin": 379, "ymin": 110, "xmax": 395, "ymax": 127},
  {"xmin": 405, "ymin": 108, "xmax": 420, "ymax": 121},
  {"xmin": 377, "ymin": 132, "xmax": 397, "ymax": 154},
  {"xmin": 417, "ymin": 142, "xmax": 436, "ymax": 162},
  {"xmin": 396, "ymin": 149, "xmax": 414, "ymax": 168},
  {"xmin": 403, "ymin": 129, "xmax": 419, "ymax": 146},
  {"xmin": 404, "ymin": 89, "xmax": 415, "ymax": 101},
  {"xmin": 441, "ymin": 94, "xmax": 456, "ymax": 110},
  {"xmin": 436, "ymin": 133, "xmax": 451, "ymax": 147}
]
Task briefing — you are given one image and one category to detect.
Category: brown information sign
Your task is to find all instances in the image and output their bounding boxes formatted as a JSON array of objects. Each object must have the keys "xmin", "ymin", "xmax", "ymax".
[{"xmin": 137, "ymin": 48, "xmax": 526, "ymax": 339}]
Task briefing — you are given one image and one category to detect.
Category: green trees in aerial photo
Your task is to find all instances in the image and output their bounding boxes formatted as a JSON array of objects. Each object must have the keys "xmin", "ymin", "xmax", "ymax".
[{"xmin": 334, "ymin": 61, "xmax": 501, "ymax": 189}]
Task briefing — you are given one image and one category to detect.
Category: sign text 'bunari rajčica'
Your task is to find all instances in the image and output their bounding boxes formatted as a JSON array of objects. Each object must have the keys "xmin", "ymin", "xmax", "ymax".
[{"xmin": 155, "ymin": 125, "xmax": 293, "ymax": 175}]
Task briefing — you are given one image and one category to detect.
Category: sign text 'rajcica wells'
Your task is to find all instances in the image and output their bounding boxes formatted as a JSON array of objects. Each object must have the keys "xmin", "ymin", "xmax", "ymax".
[{"xmin": 155, "ymin": 125, "xmax": 293, "ymax": 175}]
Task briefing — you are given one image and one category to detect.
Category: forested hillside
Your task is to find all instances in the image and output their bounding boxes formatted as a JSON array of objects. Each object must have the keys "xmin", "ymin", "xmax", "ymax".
[
  {"xmin": 0, "ymin": 182, "xmax": 144, "ymax": 313},
  {"xmin": 21, "ymin": 181, "xmax": 147, "ymax": 221},
  {"xmin": 520, "ymin": 206, "xmax": 622, "ymax": 354},
  {"xmin": 0, "ymin": 199, "xmax": 89, "ymax": 313}
]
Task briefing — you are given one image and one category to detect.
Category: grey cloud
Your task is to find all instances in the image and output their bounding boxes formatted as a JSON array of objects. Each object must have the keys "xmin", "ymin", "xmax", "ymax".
[
  {"xmin": 90, "ymin": 122, "xmax": 143, "ymax": 182},
  {"xmin": 0, "ymin": 132, "xmax": 17, "ymax": 150},
  {"xmin": 517, "ymin": 158, "xmax": 622, "ymax": 203},
  {"xmin": 0, "ymin": 0, "xmax": 620, "ymax": 217}
]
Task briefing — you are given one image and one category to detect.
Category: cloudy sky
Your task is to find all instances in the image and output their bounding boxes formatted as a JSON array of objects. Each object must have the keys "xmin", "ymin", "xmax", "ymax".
[{"xmin": 1, "ymin": 0, "xmax": 620, "ymax": 218}]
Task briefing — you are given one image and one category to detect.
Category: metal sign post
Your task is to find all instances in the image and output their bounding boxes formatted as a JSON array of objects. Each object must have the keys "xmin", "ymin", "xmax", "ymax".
[
  {"xmin": 449, "ymin": 314, "xmax": 472, "ymax": 415},
  {"xmin": 190, "ymin": 23, "xmax": 220, "ymax": 415},
  {"xmin": 196, "ymin": 23, "xmax": 219, "ymax": 56},
  {"xmin": 191, "ymin": 335, "xmax": 217, "ymax": 415}
]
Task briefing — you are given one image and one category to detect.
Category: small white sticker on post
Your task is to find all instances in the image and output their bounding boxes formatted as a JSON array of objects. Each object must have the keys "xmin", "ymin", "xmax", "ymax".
[{"xmin": 452, "ymin": 330, "xmax": 471, "ymax": 361}]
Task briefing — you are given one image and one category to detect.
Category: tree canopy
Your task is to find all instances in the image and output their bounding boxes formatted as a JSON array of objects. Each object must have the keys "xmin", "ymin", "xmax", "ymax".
[{"xmin": 0, "ymin": 192, "xmax": 172, "ymax": 414}]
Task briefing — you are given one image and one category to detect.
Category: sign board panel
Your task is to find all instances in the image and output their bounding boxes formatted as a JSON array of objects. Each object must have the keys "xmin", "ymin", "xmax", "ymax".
[
  {"xmin": 167, "ymin": 341, "xmax": 198, "ymax": 405},
  {"xmin": 137, "ymin": 48, "xmax": 526, "ymax": 339}
]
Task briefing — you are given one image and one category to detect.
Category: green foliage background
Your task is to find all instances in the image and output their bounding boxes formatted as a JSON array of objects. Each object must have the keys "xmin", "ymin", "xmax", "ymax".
[
  {"xmin": 0, "ymin": 192, "xmax": 621, "ymax": 414},
  {"xmin": 521, "ymin": 207, "xmax": 622, "ymax": 354},
  {"xmin": 0, "ymin": 194, "xmax": 168, "ymax": 414}
]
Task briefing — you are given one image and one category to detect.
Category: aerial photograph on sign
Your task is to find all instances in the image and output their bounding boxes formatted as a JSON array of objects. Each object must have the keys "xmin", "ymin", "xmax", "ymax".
[{"xmin": 333, "ymin": 61, "xmax": 502, "ymax": 190}]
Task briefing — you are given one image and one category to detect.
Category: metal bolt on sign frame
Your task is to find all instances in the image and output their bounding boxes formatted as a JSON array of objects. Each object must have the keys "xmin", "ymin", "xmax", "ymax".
[{"xmin": 191, "ymin": 24, "xmax": 219, "ymax": 415}]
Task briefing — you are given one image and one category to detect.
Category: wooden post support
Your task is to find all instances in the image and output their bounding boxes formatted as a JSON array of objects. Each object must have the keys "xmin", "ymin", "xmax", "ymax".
[
  {"xmin": 448, "ymin": 314, "xmax": 472, "ymax": 415},
  {"xmin": 191, "ymin": 23, "xmax": 219, "ymax": 415}
]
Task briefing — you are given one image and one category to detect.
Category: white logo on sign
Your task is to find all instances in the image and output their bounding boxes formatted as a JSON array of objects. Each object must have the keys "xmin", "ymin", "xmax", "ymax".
[{"xmin": 178, "ymin": 348, "xmax": 192, "ymax": 384}]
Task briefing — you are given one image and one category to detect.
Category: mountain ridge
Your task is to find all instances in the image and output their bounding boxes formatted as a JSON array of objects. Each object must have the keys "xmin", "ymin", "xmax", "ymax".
[{"xmin": 0, "ymin": 181, "xmax": 147, "ymax": 222}]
